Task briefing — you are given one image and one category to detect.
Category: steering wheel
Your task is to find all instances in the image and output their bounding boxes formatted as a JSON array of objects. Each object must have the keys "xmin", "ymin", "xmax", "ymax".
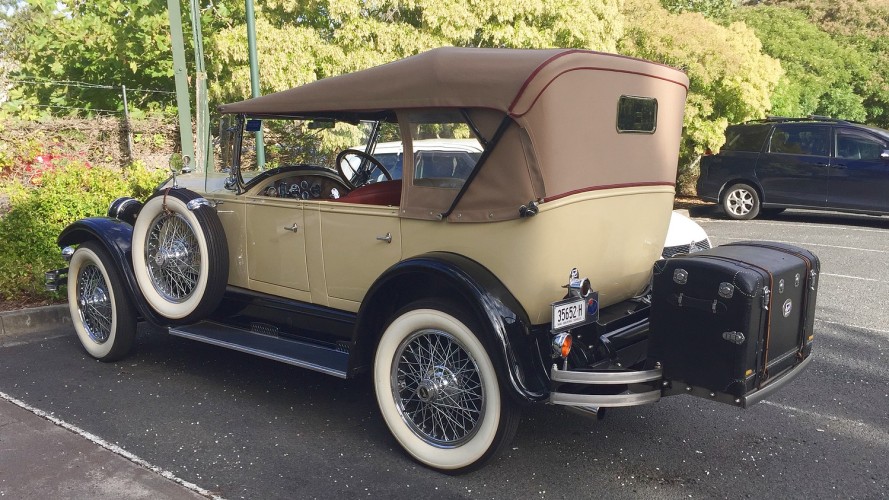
[{"xmin": 335, "ymin": 149, "xmax": 393, "ymax": 189}]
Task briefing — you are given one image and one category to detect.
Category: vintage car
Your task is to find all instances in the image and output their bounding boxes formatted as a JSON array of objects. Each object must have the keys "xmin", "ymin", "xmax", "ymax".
[{"xmin": 47, "ymin": 48, "xmax": 814, "ymax": 473}]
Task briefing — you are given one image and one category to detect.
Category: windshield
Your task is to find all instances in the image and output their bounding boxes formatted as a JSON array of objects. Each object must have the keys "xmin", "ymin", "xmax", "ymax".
[{"xmin": 226, "ymin": 118, "xmax": 380, "ymax": 183}]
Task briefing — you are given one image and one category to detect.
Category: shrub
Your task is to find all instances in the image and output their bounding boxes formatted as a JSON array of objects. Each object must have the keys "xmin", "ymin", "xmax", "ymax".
[{"xmin": 0, "ymin": 161, "xmax": 167, "ymax": 302}]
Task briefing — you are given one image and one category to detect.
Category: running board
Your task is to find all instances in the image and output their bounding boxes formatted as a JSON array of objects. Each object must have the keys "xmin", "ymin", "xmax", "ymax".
[{"xmin": 168, "ymin": 321, "xmax": 349, "ymax": 378}]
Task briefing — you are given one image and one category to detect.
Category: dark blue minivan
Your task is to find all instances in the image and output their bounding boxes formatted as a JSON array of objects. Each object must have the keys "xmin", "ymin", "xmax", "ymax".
[{"xmin": 697, "ymin": 117, "xmax": 889, "ymax": 219}]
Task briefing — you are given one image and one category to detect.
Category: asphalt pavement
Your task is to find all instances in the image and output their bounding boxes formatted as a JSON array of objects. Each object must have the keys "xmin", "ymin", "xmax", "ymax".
[
  {"xmin": 0, "ymin": 320, "xmax": 213, "ymax": 499},
  {"xmin": 1, "ymin": 207, "xmax": 887, "ymax": 499}
]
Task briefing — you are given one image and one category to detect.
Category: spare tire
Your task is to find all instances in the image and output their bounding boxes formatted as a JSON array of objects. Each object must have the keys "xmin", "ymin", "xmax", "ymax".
[{"xmin": 131, "ymin": 188, "xmax": 228, "ymax": 323}]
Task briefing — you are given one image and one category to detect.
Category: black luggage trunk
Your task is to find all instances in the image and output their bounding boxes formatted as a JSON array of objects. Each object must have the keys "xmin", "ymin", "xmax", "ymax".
[{"xmin": 647, "ymin": 242, "xmax": 818, "ymax": 405}]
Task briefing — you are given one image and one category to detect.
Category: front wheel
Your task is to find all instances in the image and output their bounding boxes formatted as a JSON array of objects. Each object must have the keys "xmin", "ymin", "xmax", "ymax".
[
  {"xmin": 373, "ymin": 301, "xmax": 519, "ymax": 473},
  {"xmin": 722, "ymin": 183, "xmax": 760, "ymax": 220},
  {"xmin": 67, "ymin": 241, "xmax": 136, "ymax": 361}
]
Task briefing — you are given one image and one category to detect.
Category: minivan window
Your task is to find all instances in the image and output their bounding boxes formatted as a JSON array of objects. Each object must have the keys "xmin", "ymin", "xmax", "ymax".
[
  {"xmin": 769, "ymin": 125, "xmax": 829, "ymax": 156},
  {"xmin": 722, "ymin": 124, "xmax": 770, "ymax": 152},
  {"xmin": 836, "ymin": 129, "xmax": 886, "ymax": 160}
]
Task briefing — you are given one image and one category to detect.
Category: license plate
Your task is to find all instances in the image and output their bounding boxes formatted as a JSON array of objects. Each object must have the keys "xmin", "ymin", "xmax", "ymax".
[{"xmin": 551, "ymin": 298, "xmax": 586, "ymax": 332}]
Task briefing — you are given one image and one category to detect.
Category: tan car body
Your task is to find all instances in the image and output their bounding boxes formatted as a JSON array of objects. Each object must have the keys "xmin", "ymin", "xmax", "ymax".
[{"xmin": 183, "ymin": 47, "xmax": 689, "ymax": 326}]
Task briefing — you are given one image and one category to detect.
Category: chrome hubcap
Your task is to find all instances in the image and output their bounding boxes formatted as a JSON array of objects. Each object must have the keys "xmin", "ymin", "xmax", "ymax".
[
  {"xmin": 77, "ymin": 263, "xmax": 112, "ymax": 343},
  {"xmin": 392, "ymin": 329, "xmax": 485, "ymax": 447},
  {"xmin": 146, "ymin": 212, "xmax": 200, "ymax": 303}
]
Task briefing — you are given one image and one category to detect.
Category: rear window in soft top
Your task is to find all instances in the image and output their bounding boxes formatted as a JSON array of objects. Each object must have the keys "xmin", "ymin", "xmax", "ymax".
[{"xmin": 721, "ymin": 124, "xmax": 771, "ymax": 153}]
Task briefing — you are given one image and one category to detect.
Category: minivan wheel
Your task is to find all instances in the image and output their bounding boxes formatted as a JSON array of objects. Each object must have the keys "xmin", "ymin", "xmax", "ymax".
[
  {"xmin": 722, "ymin": 183, "xmax": 760, "ymax": 220},
  {"xmin": 373, "ymin": 301, "xmax": 520, "ymax": 473}
]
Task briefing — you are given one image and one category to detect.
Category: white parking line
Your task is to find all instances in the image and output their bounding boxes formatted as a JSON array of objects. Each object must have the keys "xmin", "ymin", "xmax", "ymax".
[
  {"xmin": 0, "ymin": 391, "xmax": 225, "ymax": 500},
  {"xmin": 816, "ymin": 318, "xmax": 889, "ymax": 336},
  {"xmin": 718, "ymin": 237, "xmax": 889, "ymax": 254},
  {"xmin": 821, "ymin": 272, "xmax": 886, "ymax": 283},
  {"xmin": 761, "ymin": 400, "xmax": 889, "ymax": 448},
  {"xmin": 696, "ymin": 218, "xmax": 889, "ymax": 235}
]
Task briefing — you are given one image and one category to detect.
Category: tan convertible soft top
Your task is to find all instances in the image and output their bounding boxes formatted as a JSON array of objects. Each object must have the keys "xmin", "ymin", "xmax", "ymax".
[
  {"xmin": 221, "ymin": 47, "xmax": 690, "ymax": 222},
  {"xmin": 218, "ymin": 47, "xmax": 687, "ymax": 116}
]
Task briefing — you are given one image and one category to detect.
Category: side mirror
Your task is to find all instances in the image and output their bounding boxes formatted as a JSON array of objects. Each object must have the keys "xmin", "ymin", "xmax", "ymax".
[
  {"xmin": 168, "ymin": 153, "xmax": 192, "ymax": 174},
  {"xmin": 881, "ymin": 150, "xmax": 889, "ymax": 160}
]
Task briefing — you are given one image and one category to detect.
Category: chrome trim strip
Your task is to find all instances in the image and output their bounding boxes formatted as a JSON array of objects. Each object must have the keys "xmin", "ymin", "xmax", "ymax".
[
  {"xmin": 743, "ymin": 355, "xmax": 812, "ymax": 408},
  {"xmin": 550, "ymin": 390, "xmax": 661, "ymax": 408},
  {"xmin": 551, "ymin": 365, "xmax": 663, "ymax": 384},
  {"xmin": 168, "ymin": 328, "xmax": 348, "ymax": 379}
]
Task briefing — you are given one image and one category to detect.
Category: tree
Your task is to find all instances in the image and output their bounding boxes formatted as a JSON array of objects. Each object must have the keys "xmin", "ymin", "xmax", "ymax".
[
  {"xmin": 756, "ymin": 0, "xmax": 889, "ymax": 127},
  {"xmin": 661, "ymin": 0, "xmax": 737, "ymax": 18},
  {"xmin": 207, "ymin": 0, "xmax": 624, "ymax": 104},
  {"xmin": 0, "ymin": 0, "xmax": 179, "ymax": 116},
  {"xmin": 621, "ymin": 0, "xmax": 782, "ymax": 194},
  {"xmin": 733, "ymin": 6, "xmax": 872, "ymax": 123}
]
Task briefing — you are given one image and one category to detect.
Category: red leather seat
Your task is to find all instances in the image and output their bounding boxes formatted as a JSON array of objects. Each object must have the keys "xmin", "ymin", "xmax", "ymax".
[{"xmin": 334, "ymin": 179, "xmax": 402, "ymax": 206}]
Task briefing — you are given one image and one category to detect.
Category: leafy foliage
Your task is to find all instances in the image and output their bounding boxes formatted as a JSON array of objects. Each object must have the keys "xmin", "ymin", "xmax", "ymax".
[
  {"xmin": 732, "ymin": 6, "xmax": 872, "ymax": 123},
  {"xmin": 622, "ymin": 0, "xmax": 782, "ymax": 194},
  {"xmin": 757, "ymin": 0, "xmax": 889, "ymax": 128},
  {"xmin": 661, "ymin": 0, "xmax": 737, "ymax": 18},
  {"xmin": 207, "ymin": 0, "xmax": 623, "ymax": 103},
  {"xmin": 0, "ymin": 161, "xmax": 166, "ymax": 301},
  {"xmin": 0, "ymin": 0, "xmax": 178, "ymax": 115}
]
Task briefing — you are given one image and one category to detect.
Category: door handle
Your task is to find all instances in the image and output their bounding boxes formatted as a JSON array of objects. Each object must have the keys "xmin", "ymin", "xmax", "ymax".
[
  {"xmin": 376, "ymin": 232, "xmax": 392, "ymax": 243},
  {"xmin": 283, "ymin": 223, "xmax": 299, "ymax": 232}
]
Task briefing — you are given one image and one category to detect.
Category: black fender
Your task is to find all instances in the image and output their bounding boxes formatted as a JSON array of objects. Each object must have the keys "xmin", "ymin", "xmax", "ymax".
[
  {"xmin": 352, "ymin": 252, "xmax": 550, "ymax": 404},
  {"xmin": 58, "ymin": 217, "xmax": 168, "ymax": 326}
]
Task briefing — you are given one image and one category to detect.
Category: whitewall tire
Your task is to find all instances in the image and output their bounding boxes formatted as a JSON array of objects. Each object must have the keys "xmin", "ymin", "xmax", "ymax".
[
  {"xmin": 131, "ymin": 188, "xmax": 228, "ymax": 323},
  {"xmin": 68, "ymin": 241, "xmax": 136, "ymax": 361},
  {"xmin": 373, "ymin": 301, "xmax": 520, "ymax": 473}
]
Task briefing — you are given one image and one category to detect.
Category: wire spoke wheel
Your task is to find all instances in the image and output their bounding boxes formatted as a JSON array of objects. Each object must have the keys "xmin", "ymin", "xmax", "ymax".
[
  {"xmin": 374, "ymin": 301, "xmax": 519, "ymax": 472},
  {"xmin": 131, "ymin": 188, "xmax": 228, "ymax": 323},
  {"xmin": 68, "ymin": 241, "xmax": 136, "ymax": 361},
  {"xmin": 145, "ymin": 212, "xmax": 201, "ymax": 303},
  {"xmin": 392, "ymin": 329, "xmax": 485, "ymax": 447},
  {"xmin": 76, "ymin": 263, "xmax": 113, "ymax": 343}
]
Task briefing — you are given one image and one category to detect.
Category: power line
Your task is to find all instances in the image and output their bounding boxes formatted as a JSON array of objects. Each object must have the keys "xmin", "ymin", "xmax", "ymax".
[
  {"xmin": 6, "ymin": 78, "xmax": 176, "ymax": 95},
  {"xmin": 23, "ymin": 103, "xmax": 120, "ymax": 114}
]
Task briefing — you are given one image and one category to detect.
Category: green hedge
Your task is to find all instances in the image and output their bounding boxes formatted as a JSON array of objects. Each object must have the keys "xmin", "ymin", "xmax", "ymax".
[{"xmin": 0, "ymin": 161, "xmax": 167, "ymax": 302}]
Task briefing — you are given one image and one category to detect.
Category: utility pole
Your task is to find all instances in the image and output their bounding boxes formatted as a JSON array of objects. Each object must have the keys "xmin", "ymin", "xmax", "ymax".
[
  {"xmin": 190, "ymin": 0, "xmax": 212, "ymax": 172},
  {"xmin": 245, "ymin": 0, "xmax": 265, "ymax": 169},
  {"xmin": 166, "ymin": 0, "xmax": 196, "ymax": 169}
]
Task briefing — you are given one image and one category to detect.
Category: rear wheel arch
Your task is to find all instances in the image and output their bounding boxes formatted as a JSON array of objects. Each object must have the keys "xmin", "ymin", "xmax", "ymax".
[
  {"xmin": 352, "ymin": 253, "xmax": 549, "ymax": 404},
  {"xmin": 719, "ymin": 178, "xmax": 763, "ymax": 204}
]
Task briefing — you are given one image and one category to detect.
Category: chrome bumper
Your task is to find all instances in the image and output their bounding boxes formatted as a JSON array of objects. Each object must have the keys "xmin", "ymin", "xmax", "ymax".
[
  {"xmin": 45, "ymin": 268, "xmax": 68, "ymax": 292},
  {"xmin": 549, "ymin": 354, "xmax": 814, "ymax": 410},
  {"xmin": 549, "ymin": 365, "xmax": 663, "ymax": 408}
]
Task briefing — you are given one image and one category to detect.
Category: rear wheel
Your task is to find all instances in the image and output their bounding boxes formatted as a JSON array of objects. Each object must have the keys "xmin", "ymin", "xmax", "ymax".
[
  {"xmin": 373, "ymin": 301, "xmax": 520, "ymax": 473},
  {"xmin": 722, "ymin": 183, "xmax": 760, "ymax": 220},
  {"xmin": 68, "ymin": 241, "xmax": 136, "ymax": 361}
]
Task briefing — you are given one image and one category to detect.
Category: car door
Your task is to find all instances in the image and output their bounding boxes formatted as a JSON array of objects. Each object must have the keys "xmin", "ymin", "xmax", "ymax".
[
  {"xmin": 828, "ymin": 127, "xmax": 889, "ymax": 213},
  {"xmin": 318, "ymin": 202, "xmax": 401, "ymax": 309},
  {"xmin": 756, "ymin": 124, "xmax": 830, "ymax": 207},
  {"xmin": 245, "ymin": 196, "xmax": 311, "ymax": 301}
]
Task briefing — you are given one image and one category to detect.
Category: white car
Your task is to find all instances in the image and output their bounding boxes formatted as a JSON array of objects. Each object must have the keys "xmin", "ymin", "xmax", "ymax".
[{"xmin": 662, "ymin": 210, "xmax": 711, "ymax": 258}]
